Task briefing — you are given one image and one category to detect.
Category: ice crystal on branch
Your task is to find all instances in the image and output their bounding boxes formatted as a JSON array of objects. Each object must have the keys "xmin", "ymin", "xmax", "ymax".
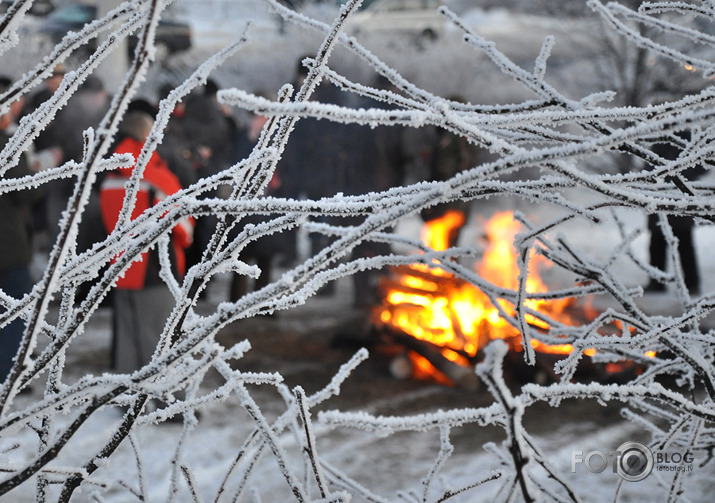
[{"xmin": 0, "ymin": 0, "xmax": 713, "ymax": 501}]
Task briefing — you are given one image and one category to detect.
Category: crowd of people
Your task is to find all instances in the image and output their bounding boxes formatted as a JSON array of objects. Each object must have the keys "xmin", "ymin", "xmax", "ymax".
[
  {"xmin": 13, "ymin": 60, "xmax": 707, "ymax": 384},
  {"xmin": 0, "ymin": 60, "xmax": 484, "ymax": 381}
]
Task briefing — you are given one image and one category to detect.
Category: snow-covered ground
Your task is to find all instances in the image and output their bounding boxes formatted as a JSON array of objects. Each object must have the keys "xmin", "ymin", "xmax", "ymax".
[{"xmin": 5, "ymin": 195, "xmax": 715, "ymax": 502}]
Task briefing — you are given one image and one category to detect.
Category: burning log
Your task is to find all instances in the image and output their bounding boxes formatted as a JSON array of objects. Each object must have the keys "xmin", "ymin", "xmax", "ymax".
[
  {"xmin": 389, "ymin": 264, "xmax": 455, "ymax": 283},
  {"xmin": 370, "ymin": 210, "xmax": 655, "ymax": 388},
  {"xmin": 380, "ymin": 273, "xmax": 457, "ymax": 298},
  {"xmin": 370, "ymin": 210, "xmax": 605, "ymax": 387},
  {"xmin": 377, "ymin": 326, "xmax": 480, "ymax": 390}
]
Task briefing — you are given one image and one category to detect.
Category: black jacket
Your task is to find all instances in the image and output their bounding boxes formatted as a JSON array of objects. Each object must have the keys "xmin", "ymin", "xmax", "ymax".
[{"xmin": 0, "ymin": 129, "xmax": 44, "ymax": 272}]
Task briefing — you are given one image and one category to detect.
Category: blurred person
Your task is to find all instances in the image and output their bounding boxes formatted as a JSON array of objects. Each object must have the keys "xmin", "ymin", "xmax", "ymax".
[
  {"xmin": 276, "ymin": 57, "xmax": 343, "ymax": 276},
  {"xmin": 20, "ymin": 64, "xmax": 67, "ymax": 171},
  {"xmin": 22, "ymin": 64, "xmax": 65, "ymax": 114},
  {"xmin": 337, "ymin": 78, "xmax": 410, "ymax": 308},
  {"xmin": 156, "ymin": 83, "xmax": 198, "ymax": 191},
  {"xmin": 182, "ymin": 79, "xmax": 233, "ymax": 177},
  {"xmin": 182, "ymin": 80, "xmax": 234, "ymax": 274},
  {"xmin": 57, "ymin": 75, "xmax": 111, "ymax": 165},
  {"xmin": 420, "ymin": 96, "xmax": 476, "ymax": 249},
  {"xmin": 372, "ymin": 74, "xmax": 409, "ymax": 190},
  {"xmin": 646, "ymin": 131, "xmax": 704, "ymax": 294},
  {"xmin": 271, "ymin": 59, "xmax": 311, "ymax": 268},
  {"xmin": 20, "ymin": 65, "xmax": 65, "ymax": 246},
  {"xmin": 100, "ymin": 111, "xmax": 194, "ymax": 373},
  {"xmin": 57, "ymin": 75, "xmax": 116, "ymax": 306},
  {"xmin": 0, "ymin": 78, "xmax": 45, "ymax": 382},
  {"xmin": 55, "ymin": 75, "xmax": 112, "ymax": 257},
  {"xmin": 228, "ymin": 104, "xmax": 283, "ymax": 303}
]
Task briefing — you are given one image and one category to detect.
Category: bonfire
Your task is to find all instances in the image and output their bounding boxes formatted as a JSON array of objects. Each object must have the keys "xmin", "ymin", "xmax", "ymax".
[{"xmin": 372, "ymin": 210, "xmax": 598, "ymax": 385}]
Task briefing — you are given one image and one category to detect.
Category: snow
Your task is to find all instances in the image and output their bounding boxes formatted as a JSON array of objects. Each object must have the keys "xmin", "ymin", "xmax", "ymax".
[{"xmin": 4, "ymin": 196, "xmax": 715, "ymax": 501}]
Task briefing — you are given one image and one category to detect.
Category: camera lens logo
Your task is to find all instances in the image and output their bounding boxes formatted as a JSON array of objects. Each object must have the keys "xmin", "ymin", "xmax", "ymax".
[{"xmin": 617, "ymin": 442, "xmax": 654, "ymax": 482}]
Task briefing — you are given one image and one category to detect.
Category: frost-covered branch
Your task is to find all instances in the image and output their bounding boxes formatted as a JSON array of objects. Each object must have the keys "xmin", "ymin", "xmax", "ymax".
[{"xmin": 1, "ymin": 0, "xmax": 715, "ymax": 501}]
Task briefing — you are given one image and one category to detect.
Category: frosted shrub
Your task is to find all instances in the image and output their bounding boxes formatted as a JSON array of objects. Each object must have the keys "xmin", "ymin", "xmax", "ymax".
[{"xmin": 0, "ymin": 0, "xmax": 713, "ymax": 501}]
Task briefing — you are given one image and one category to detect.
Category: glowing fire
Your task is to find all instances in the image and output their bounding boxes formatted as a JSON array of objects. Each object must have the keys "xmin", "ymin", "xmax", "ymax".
[{"xmin": 374, "ymin": 210, "xmax": 592, "ymax": 381}]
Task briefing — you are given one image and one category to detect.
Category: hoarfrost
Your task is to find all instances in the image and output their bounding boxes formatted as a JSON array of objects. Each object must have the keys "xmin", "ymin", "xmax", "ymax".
[{"xmin": 0, "ymin": 0, "xmax": 714, "ymax": 501}]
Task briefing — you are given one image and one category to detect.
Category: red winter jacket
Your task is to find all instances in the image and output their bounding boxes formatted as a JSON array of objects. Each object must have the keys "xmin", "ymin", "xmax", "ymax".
[{"xmin": 100, "ymin": 136, "xmax": 194, "ymax": 289}]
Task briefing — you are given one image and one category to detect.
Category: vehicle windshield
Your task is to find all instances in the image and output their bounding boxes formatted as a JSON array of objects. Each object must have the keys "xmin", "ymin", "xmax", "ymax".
[
  {"xmin": 353, "ymin": 0, "xmax": 377, "ymax": 10},
  {"xmin": 357, "ymin": 0, "xmax": 441, "ymax": 11},
  {"xmin": 47, "ymin": 4, "xmax": 95, "ymax": 23}
]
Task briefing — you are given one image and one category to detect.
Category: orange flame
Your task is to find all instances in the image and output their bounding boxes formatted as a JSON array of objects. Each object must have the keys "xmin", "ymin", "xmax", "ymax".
[
  {"xmin": 422, "ymin": 210, "xmax": 465, "ymax": 252},
  {"xmin": 375, "ymin": 211, "xmax": 592, "ymax": 380}
]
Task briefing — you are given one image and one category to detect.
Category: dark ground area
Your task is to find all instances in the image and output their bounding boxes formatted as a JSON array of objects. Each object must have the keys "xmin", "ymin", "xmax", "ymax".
[{"xmin": 212, "ymin": 277, "xmax": 629, "ymax": 434}]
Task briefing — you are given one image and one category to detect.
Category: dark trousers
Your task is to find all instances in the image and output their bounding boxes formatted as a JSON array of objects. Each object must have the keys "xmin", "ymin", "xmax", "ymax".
[
  {"xmin": 112, "ymin": 286, "xmax": 175, "ymax": 373},
  {"xmin": 0, "ymin": 267, "xmax": 32, "ymax": 382},
  {"xmin": 648, "ymin": 214, "xmax": 700, "ymax": 292},
  {"xmin": 229, "ymin": 254, "xmax": 273, "ymax": 302}
]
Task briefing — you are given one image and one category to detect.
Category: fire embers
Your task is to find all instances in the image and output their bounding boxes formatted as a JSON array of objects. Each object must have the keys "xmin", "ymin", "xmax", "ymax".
[{"xmin": 372, "ymin": 210, "xmax": 598, "ymax": 387}]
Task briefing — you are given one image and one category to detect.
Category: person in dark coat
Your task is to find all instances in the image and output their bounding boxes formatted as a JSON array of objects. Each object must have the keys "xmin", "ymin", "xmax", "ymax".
[
  {"xmin": 275, "ymin": 58, "xmax": 344, "ymax": 272},
  {"xmin": 419, "ymin": 96, "xmax": 476, "ymax": 249},
  {"xmin": 228, "ymin": 110, "xmax": 284, "ymax": 303},
  {"xmin": 646, "ymin": 131, "xmax": 704, "ymax": 294},
  {"xmin": 320, "ymin": 74, "xmax": 414, "ymax": 307},
  {"xmin": 339, "ymin": 86, "xmax": 409, "ymax": 307},
  {"xmin": 20, "ymin": 63, "xmax": 66, "ymax": 155},
  {"xmin": 20, "ymin": 65, "xmax": 65, "ymax": 246},
  {"xmin": 156, "ymin": 83, "xmax": 199, "ymax": 191},
  {"xmin": 181, "ymin": 80, "xmax": 235, "ymax": 274},
  {"xmin": 182, "ymin": 79, "xmax": 233, "ymax": 177},
  {"xmin": 372, "ymin": 75, "xmax": 409, "ymax": 190},
  {"xmin": 56, "ymin": 75, "xmax": 111, "ymax": 164},
  {"xmin": 59, "ymin": 75, "xmax": 112, "ymax": 257},
  {"xmin": 0, "ymin": 79, "xmax": 45, "ymax": 382}
]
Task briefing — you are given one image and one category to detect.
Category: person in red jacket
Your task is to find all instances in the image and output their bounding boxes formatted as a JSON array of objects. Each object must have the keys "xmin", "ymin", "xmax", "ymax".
[{"xmin": 100, "ymin": 111, "xmax": 194, "ymax": 374}]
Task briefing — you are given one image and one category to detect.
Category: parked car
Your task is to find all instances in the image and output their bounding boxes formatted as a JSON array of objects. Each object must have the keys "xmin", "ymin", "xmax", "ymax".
[
  {"xmin": 38, "ymin": 3, "xmax": 191, "ymax": 60},
  {"xmin": 344, "ymin": 0, "xmax": 446, "ymax": 44},
  {"xmin": 0, "ymin": 0, "xmax": 54, "ymax": 16}
]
